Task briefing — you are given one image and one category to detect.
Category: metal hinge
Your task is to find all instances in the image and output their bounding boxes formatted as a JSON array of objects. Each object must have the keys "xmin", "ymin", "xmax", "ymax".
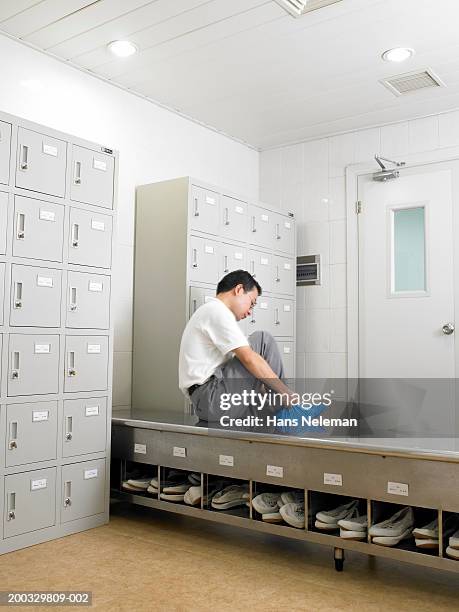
[{"xmin": 355, "ymin": 200, "xmax": 362, "ymax": 214}]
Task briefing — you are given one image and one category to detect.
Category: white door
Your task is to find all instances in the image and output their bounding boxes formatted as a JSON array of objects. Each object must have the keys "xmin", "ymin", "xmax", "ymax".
[{"xmin": 357, "ymin": 161, "xmax": 459, "ymax": 446}]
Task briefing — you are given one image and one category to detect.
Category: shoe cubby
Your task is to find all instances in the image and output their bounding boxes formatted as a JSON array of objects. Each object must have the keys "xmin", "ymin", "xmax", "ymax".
[
  {"xmin": 441, "ymin": 512, "xmax": 459, "ymax": 560},
  {"xmin": 118, "ymin": 460, "xmax": 158, "ymax": 497},
  {"xmin": 309, "ymin": 491, "xmax": 367, "ymax": 538},
  {"xmin": 251, "ymin": 482, "xmax": 305, "ymax": 529},
  {"xmin": 370, "ymin": 501, "xmax": 439, "ymax": 556},
  {"xmin": 204, "ymin": 475, "xmax": 250, "ymax": 519},
  {"xmin": 158, "ymin": 466, "xmax": 202, "ymax": 506}
]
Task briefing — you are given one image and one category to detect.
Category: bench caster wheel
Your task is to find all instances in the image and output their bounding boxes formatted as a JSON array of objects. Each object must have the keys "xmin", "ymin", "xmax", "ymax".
[{"xmin": 334, "ymin": 547, "xmax": 344, "ymax": 572}]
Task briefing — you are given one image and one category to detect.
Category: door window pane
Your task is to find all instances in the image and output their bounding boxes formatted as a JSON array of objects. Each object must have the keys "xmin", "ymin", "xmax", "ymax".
[{"xmin": 393, "ymin": 207, "xmax": 426, "ymax": 292}]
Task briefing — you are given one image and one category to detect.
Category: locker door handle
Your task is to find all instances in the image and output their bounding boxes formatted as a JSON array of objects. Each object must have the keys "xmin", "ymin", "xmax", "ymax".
[
  {"xmin": 14, "ymin": 282, "xmax": 23, "ymax": 309},
  {"xmin": 65, "ymin": 416, "xmax": 73, "ymax": 441},
  {"xmin": 67, "ymin": 351, "xmax": 76, "ymax": 377},
  {"xmin": 275, "ymin": 308, "xmax": 280, "ymax": 325},
  {"xmin": 20, "ymin": 145, "xmax": 28, "ymax": 170},
  {"xmin": 192, "ymin": 248, "xmax": 198, "ymax": 268},
  {"xmin": 64, "ymin": 481, "xmax": 72, "ymax": 507},
  {"xmin": 251, "ymin": 216, "xmax": 257, "ymax": 233},
  {"xmin": 8, "ymin": 421, "xmax": 18, "ymax": 450},
  {"xmin": 11, "ymin": 351, "xmax": 20, "ymax": 379},
  {"xmin": 276, "ymin": 265, "xmax": 280, "ymax": 282},
  {"xmin": 71, "ymin": 224, "xmax": 79, "ymax": 248},
  {"xmin": 224, "ymin": 207, "xmax": 230, "ymax": 225},
  {"xmin": 74, "ymin": 161, "xmax": 82, "ymax": 185},
  {"xmin": 7, "ymin": 493, "xmax": 16, "ymax": 520},
  {"xmin": 276, "ymin": 224, "xmax": 281, "ymax": 240},
  {"xmin": 16, "ymin": 213, "xmax": 25, "ymax": 240},
  {"xmin": 69, "ymin": 287, "xmax": 77, "ymax": 311},
  {"xmin": 223, "ymin": 255, "xmax": 229, "ymax": 273},
  {"xmin": 250, "ymin": 260, "xmax": 256, "ymax": 277},
  {"xmin": 193, "ymin": 197, "xmax": 199, "ymax": 217},
  {"xmin": 192, "ymin": 299, "xmax": 197, "ymax": 314}
]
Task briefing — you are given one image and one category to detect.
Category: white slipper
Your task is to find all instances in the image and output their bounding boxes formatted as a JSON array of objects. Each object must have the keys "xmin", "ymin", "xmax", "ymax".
[{"xmin": 372, "ymin": 526, "xmax": 413, "ymax": 546}]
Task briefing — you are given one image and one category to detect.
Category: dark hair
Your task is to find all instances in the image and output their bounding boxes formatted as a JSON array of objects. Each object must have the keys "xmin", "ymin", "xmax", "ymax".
[{"xmin": 216, "ymin": 270, "xmax": 262, "ymax": 296}]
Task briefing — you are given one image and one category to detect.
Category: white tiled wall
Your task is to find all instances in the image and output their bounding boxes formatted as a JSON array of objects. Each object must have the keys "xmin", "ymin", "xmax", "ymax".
[{"xmin": 259, "ymin": 110, "xmax": 459, "ymax": 379}]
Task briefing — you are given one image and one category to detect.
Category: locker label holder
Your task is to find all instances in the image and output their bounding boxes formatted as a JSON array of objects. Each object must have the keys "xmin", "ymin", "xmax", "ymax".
[
  {"xmin": 31, "ymin": 478, "xmax": 47, "ymax": 491},
  {"xmin": 32, "ymin": 411, "xmax": 49, "ymax": 422},
  {"xmin": 35, "ymin": 344, "xmax": 51, "ymax": 354}
]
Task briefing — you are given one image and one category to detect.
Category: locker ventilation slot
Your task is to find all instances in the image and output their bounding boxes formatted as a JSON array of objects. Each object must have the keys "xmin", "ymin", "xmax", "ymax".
[
  {"xmin": 381, "ymin": 70, "xmax": 444, "ymax": 96},
  {"xmin": 275, "ymin": 0, "xmax": 343, "ymax": 17}
]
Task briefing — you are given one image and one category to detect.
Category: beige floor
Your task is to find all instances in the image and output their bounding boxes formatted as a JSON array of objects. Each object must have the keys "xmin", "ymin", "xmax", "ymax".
[{"xmin": 1, "ymin": 502, "xmax": 459, "ymax": 612}]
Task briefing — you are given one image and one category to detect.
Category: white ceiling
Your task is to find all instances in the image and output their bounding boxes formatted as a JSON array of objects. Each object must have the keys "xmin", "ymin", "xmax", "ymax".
[{"xmin": 2, "ymin": 0, "xmax": 459, "ymax": 149}]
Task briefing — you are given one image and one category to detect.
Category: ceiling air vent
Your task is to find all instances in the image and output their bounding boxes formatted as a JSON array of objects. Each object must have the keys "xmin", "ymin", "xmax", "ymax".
[
  {"xmin": 275, "ymin": 0, "xmax": 343, "ymax": 17},
  {"xmin": 381, "ymin": 69, "xmax": 445, "ymax": 97}
]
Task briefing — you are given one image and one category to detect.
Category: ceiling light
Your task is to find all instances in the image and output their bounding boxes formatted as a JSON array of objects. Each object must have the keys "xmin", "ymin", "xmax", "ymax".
[
  {"xmin": 107, "ymin": 40, "xmax": 138, "ymax": 58},
  {"xmin": 382, "ymin": 47, "xmax": 414, "ymax": 63}
]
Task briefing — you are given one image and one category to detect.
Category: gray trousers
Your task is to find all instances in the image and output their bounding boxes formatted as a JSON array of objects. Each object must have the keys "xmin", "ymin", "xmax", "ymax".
[{"xmin": 191, "ymin": 331, "xmax": 285, "ymax": 422}]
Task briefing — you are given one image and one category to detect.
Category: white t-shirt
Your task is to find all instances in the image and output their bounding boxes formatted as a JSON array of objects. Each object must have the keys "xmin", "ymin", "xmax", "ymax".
[{"xmin": 178, "ymin": 297, "xmax": 249, "ymax": 396}]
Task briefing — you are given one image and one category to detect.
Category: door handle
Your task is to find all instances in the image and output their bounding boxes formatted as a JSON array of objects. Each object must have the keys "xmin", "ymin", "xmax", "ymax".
[
  {"xmin": 74, "ymin": 161, "xmax": 82, "ymax": 185},
  {"xmin": 69, "ymin": 287, "xmax": 77, "ymax": 311},
  {"xmin": 14, "ymin": 282, "xmax": 23, "ymax": 309},
  {"xmin": 224, "ymin": 255, "xmax": 229, "ymax": 273},
  {"xmin": 7, "ymin": 493, "xmax": 16, "ymax": 520},
  {"xmin": 276, "ymin": 223, "xmax": 281, "ymax": 240},
  {"xmin": 442, "ymin": 323, "xmax": 455, "ymax": 335},
  {"xmin": 251, "ymin": 216, "xmax": 256, "ymax": 233},
  {"xmin": 275, "ymin": 308, "xmax": 280, "ymax": 325},
  {"xmin": 192, "ymin": 248, "xmax": 198, "ymax": 268},
  {"xmin": 193, "ymin": 197, "xmax": 199, "ymax": 217},
  {"xmin": 20, "ymin": 145, "xmax": 28, "ymax": 170},
  {"xmin": 65, "ymin": 416, "xmax": 73, "ymax": 441},
  {"xmin": 16, "ymin": 213, "xmax": 25, "ymax": 240},
  {"xmin": 8, "ymin": 421, "xmax": 18, "ymax": 450},
  {"xmin": 64, "ymin": 481, "xmax": 72, "ymax": 507},
  {"xmin": 224, "ymin": 207, "xmax": 230, "ymax": 225},
  {"xmin": 276, "ymin": 265, "xmax": 280, "ymax": 282},
  {"xmin": 71, "ymin": 223, "xmax": 79, "ymax": 248},
  {"xmin": 67, "ymin": 351, "xmax": 76, "ymax": 377},
  {"xmin": 11, "ymin": 351, "xmax": 20, "ymax": 380}
]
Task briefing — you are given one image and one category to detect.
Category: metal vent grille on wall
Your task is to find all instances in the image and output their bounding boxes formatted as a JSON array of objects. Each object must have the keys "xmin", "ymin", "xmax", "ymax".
[
  {"xmin": 381, "ymin": 69, "xmax": 445, "ymax": 97},
  {"xmin": 275, "ymin": 0, "xmax": 343, "ymax": 17}
]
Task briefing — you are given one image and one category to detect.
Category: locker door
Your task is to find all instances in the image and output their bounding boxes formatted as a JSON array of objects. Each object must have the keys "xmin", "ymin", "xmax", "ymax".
[
  {"xmin": 62, "ymin": 398, "xmax": 107, "ymax": 457},
  {"xmin": 5, "ymin": 401, "xmax": 58, "ymax": 467},
  {"xmin": 61, "ymin": 459, "xmax": 106, "ymax": 523},
  {"xmin": 248, "ymin": 249, "xmax": 273, "ymax": 293},
  {"xmin": 70, "ymin": 145, "xmax": 114, "ymax": 210},
  {"xmin": 274, "ymin": 213, "xmax": 295, "ymax": 256},
  {"xmin": 273, "ymin": 256, "xmax": 295, "ymax": 295},
  {"xmin": 4, "ymin": 468, "xmax": 56, "ymax": 538},
  {"xmin": 66, "ymin": 271, "xmax": 110, "ymax": 329},
  {"xmin": 0, "ymin": 121, "xmax": 11, "ymax": 185},
  {"xmin": 247, "ymin": 296, "xmax": 275, "ymax": 336},
  {"xmin": 189, "ymin": 286, "xmax": 215, "ymax": 317},
  {"xmin": 220, "ymin": 196, "xmax": 247, "ymax": 242},
  {"xmin": 277, "ymin": 341, "xmax": 295, "ymax": 379},
  {"xmin": 248, "ymin": 204, "xmax": 275, "ymax": 250},
  {"xmin": 10, "ymin": 265, "xmax": 62, "ymax": 327},
  {"xmin": 68, "ymin": 208, "xmax": 112, "ymax": 269},
  {"xmin": 0, "ymin": 334, "xmax": 2, "ymax": 391},
  {"xmin": 0, "ymin": 262, "xmax": 5, "ymax": 326},
  {"xmin": 0, "ymin": 191, "xmax": 9, "ymax": 254},
  {"xmin": 15, "ymin": 128, "xmax": 67, "ymax": 198},
  {"xmin": 8, "ymin": 334, "xmax": 59, "ymax": 397},
  {"xmin": 273, "ymin": 298, "xmax": 294, "ymax": 337},
  {"xmin": 13, "ymin": 196, "xmax": 64, "ymax": 262},
  {"xmin": 219, "ymin": 244, "xmax": 247, "ymax": 277},
  {"xmin": 64, "ymin": 335, "xmax": 109, "ymax": 393},
  {"xmin": 189, "ymin": 186, "xmax": 219, "ymax": 235},
  {"xmin": 189, "ymin": 236, "xmax": 219, "ymax": 284}
]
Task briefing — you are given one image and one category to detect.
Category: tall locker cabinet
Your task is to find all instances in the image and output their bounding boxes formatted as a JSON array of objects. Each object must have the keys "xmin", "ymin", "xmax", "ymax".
[
  {"xmin": 0, "ymin": 111, "xmax": 117, "ymax": 555},
  {"xmin": 133, "ymin": 177, "xmax": 296, "ymax": 414}
]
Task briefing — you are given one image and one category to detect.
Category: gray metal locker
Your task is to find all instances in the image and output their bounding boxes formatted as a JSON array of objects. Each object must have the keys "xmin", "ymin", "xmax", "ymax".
[
  {"xmin": 68, "ymin": 208, "xmax": 112, "ymax": 269},
  {"xmin": 219, "ymin": 244, "xmax": 246, "ymax": 278},
  {"xmin": 0, "ymin": 262, "xmax": 5, "ymax": 326},
  {"xmin": 13, "ymin": 195, "xmax": 64, "ymax": 263},
  {"xmin": 247, "ymin": 296, "xmax": 275, "ymax": 336},
  {"xmin": 273, "ymin": 298, "xmax": 294, "ymax": 337},
  {"xmin": 15, "ymin": 127, "xmax": 67, "ymax": 198},
  {"xmin": 66, "ymin": 271, "xmax": 110, "ymax": 329},
  {"xmin": 189, "ymin": 236, "xmax": 219, "ymax": 284},
  {"xmin": 277, "ymin": 341, "xmax": 295, "ymax": 379},
  {"xmin": 0, "ymin": 121, "xmax": 11, "ymax": 185},
  {"xmin": 248, "ymin": 204, "xmax": 276, "ymax": 250},
  {"xmin": 62, "ymin": 398, "xmax": 107, "ymax": 458},
  {"xmin": 189, "ymin": 286, "xmax": 215, "ymax": 317},
  {"xmin": 5, "ymin": 401, "xmax": 58, "ymax": 467},
  {"xmin": 64, "ymin": 335, "xmax": 109, "ymax": 393},
  {"xmin": 4, "ymin": 467, "xmax": 56, "ymax": 538},
  {"xmin": 0, "ymin": 334, "xmax": 2, "ymax": 391},
  {"xmin": 274, "ymin": 213, "xmax": 295, "ymax": 256},
  {"xmin": 10, "ymin": 264, "xmax": 62, "ymax": 328},
  {"xmin": 273, "ymin": 256, "xmax": 295, "ymax": 295},
  {"xmin": 61, "ymin": 459, "xmax": 106, "ymax": 523},
  {"xmin": 0, "ymin": 190, "xmax": 8, "ymax": 254},
  {"xmin": 190, "ymin": 185, "xmax": 219, "ymax": 235},
  {"xmin": 220, "ymin": 196, "xmax": 247, "ymax": 243},
  {"xmin": 8, "ymin": 334, "xmax": 60, "ymax": 397},
  {"xmin": 70, "ymin": 145, "xmax": 114, "ymax": 210},
  {"xmin": 248, "ymin": 249, "xmax": 273, "ymax": 293}
]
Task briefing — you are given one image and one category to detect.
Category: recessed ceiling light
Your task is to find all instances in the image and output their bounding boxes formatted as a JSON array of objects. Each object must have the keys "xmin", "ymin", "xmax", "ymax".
[
  {"xmin": 382, "ymin": 47, "xmax": 415, "ymax": 63},
  {"xmin": 107, "ymin": 40, "xmax": 138, "ymax": 58}
]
